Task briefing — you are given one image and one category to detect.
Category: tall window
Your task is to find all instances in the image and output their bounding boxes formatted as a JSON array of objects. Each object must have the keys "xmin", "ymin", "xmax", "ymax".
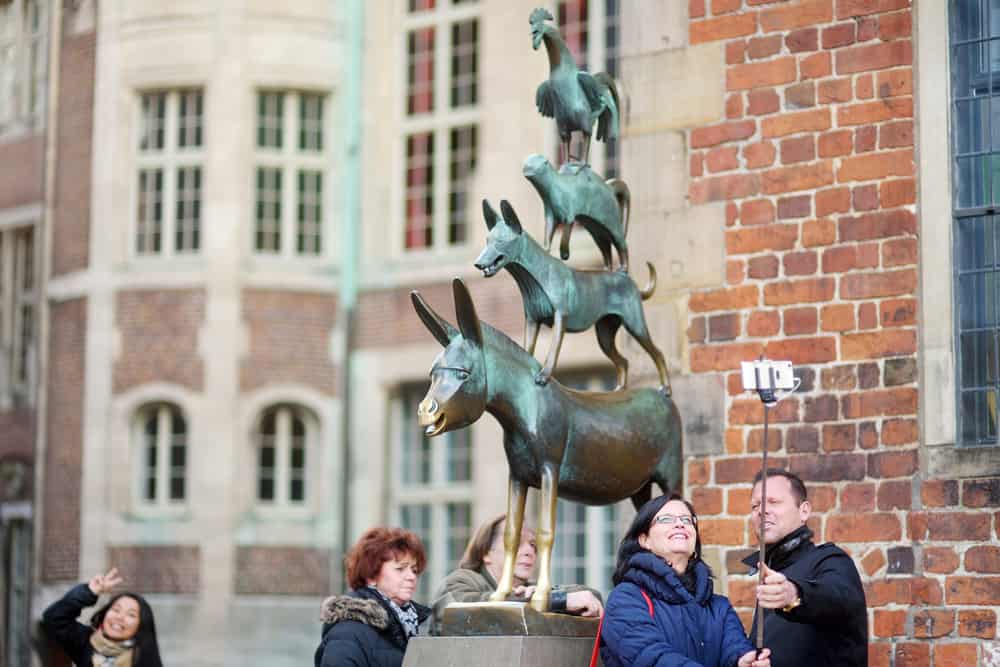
[
  {"xmin": 135, "ymin": 89, "xmax": 205, "ymax": 256},
  {"xmin": 392, "ymin": 383, "xmax": 473, "ymax": 599},
  {"xmin": 255, "ymin": 404, "xmax": 314, "ymax": 507},
  {"xmin": 135, "ymin": 403, "xmax": 187, "ymax": 507},
  {"xmin": 951, "ymin": 0, "xmax": 1000, "ymax": 445},
  {"xmin": 0, "ymin": 0, "xmax": 46, "ymax": 137},
  {"xmin": 550, "ymin": 370, "xmax": 630, "ymax": 591},
  {"xmin": 402, "ymin": 2, "xmax": 479, "ymax": 251},
  {"xmin": 0, "ymin": 226, "xmax": 36, "ymax": 409},
  {"xmin": 555, "ymin": 0, "xmax": 621, "ymax": 177},
  {"xmin": 254, "ymin": 91, "xmax": 329, "ymax": 257}
]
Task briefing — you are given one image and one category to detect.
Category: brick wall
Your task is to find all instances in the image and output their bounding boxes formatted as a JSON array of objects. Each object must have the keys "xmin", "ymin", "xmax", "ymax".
[
  {"xmin": 234, "ymin": 546, "xmax": 331, "ymax": 595},
  {"xmin": 113, "ymin": 289, "xmax": 206, "ymax": 394},
  {"xmin": 51, "ymin": 31, "xmax": 96, "ymax": 277},
  {"xmin": 240, "ymin": 289, "xmax": 338, "ymax": 394},
  {"xmin": 0, "ymin": 135, "xmax": 43, "ymax": 210},
  {"xmin": 686, "ymin": 1, "xmax": 997, "ymax": 663},
  {"xmin": 107, "ymin": 545, "xmax": 200, "ymax": 594},
  {"xmin": 42, "ymin": 298, "xmax": 86, "ymax": 582},
  {"xmin": 355, "ymin": 276, "xmax": 524, "ymax": 350},
  {"xmin": 0, "ymin": 408, "xmax": 34, "ymax": 461}
]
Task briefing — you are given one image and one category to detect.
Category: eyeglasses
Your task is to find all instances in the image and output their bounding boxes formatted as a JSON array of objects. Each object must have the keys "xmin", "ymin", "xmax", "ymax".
[{"xmin": 653, "ymin": 513, "xmax": 695, "ymax": 527}]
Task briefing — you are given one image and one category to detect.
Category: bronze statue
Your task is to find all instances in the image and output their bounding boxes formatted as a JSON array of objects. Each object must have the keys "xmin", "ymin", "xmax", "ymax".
[
  {"xmin": 474, "ymin": 199, "xmax": 671, "ymax": 393},
  {"xmin": 530, "ymin": 7, "xmax": 620, "ymax": 165},
  {"xmin": 413, "ymin": 279, "xmax": 682, "ymax": 614},
  {"xmin": 523, "ymin": 154, "xmax": 630, "ymax": 272}
]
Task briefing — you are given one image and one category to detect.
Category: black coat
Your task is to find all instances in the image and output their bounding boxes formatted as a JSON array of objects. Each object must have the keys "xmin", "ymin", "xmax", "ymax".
[
  {"xmin": 743, "ymin": 526, "xmax": 868, "ymax": 667},
  {"xmin": 41, "ymin": 584, "xmax": 100, "ymax": 667},
  {"xmin": 315, "ymin": 588, "xmax": 430, "ymax": 667}
]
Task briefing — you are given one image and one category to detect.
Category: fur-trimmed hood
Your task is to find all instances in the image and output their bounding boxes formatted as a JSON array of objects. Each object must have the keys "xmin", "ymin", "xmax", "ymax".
[{"xmin": 319, "ymin": 594, "xmax": 389, "ymax": 630}]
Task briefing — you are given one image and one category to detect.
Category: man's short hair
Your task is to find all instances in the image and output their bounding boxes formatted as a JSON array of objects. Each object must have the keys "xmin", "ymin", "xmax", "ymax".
[{"xmin": 752, "ymin": 467, "xmax": 808, "ymax": 505}]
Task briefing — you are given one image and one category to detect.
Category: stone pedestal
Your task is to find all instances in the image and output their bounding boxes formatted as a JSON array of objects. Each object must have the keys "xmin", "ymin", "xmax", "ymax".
[{"xmin": 403, "ymin": 602, "xmax": 602, "ymax": 667}]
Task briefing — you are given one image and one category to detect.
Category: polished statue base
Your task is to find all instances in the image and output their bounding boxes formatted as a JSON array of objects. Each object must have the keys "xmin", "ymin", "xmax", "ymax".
[{"xmin": 402, "ymin": 603, "xmax": 602, "ymax": 667}]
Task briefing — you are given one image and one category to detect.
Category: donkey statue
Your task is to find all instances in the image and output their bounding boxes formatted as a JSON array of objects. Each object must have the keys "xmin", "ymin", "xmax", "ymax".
[{"xmin": 413, "ymin": 279, "xmax": 682, "ymax": 613}]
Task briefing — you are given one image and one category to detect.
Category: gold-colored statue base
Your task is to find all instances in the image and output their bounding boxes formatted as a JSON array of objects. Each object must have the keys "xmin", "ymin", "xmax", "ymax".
[{"xmin": 438, "ymin": 601, "xmax": 600, "ymax": 637}]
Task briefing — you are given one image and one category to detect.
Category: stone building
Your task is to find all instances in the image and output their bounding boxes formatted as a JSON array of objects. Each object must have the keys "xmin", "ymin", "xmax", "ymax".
[{"xmin": 0, "ymin": 0, "xmax": 996, "ymax": 665}]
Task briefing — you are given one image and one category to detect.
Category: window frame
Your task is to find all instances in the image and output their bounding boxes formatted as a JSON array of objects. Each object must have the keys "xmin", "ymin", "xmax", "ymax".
[
  {"xmin": 0, "ymin": 214, "xmax": 39, "ymax": 411},
  {"xmin": 253, "ymin": 403, "xmax": 318, "ymax": 515},
  {"xmin": 131, "ymin": 402, "xmax": 189, "ymax": 515},
  {"xmin": 132, "ymin": 88, "xmax": 206, "ymax": 260},
  {"xmin": 397, "ymin": 1, "xmax": 480, "ymax": 258},
  {"xmin": 251, "ymin": 89, "xmax": 334, "ymax": 262},
  {"xmin": 921, "ymin": 0, "xmax": 1000, "ymax": 475},
  {"xmin": 0, "ymin": 0, "xmax": 47, "ymax": 140}
]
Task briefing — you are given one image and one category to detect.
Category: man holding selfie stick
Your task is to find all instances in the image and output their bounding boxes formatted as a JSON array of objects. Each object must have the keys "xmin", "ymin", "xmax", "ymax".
[{"xmin": 740, "ymin": 359, "xmax": 867, "ymax": 666}]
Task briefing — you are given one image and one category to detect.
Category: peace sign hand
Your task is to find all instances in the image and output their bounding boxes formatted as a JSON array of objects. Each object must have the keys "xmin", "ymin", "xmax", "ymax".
[{"xmin": 88, "ymin": 568, "xmax": 124, "ymax": 596}]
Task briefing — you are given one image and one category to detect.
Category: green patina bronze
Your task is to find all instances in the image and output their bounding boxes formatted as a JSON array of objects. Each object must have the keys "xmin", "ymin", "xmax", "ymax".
[
  {"xmin": 523, "ymin": 153, "xmax": 630, "ymax": 272},
  {"xmin": 474, "ymin": 199, "xmax": 670, "ymax": 393},
  {"xmin": 531, "ymin": 7, "xmax": 620, "ymax": 165},
  {"xmin": 413, "ymin": 280, "xmax": 682, "ymax": 613}
]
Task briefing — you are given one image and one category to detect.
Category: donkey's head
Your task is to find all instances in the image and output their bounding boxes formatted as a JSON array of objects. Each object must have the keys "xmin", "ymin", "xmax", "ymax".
[
  {"xmin": 412, "ymin": 279, "xmax": 488, "ymax": 437},
  {"xmin": 474, "ymin": 199, "xmax": 526, "ymax": 278}
]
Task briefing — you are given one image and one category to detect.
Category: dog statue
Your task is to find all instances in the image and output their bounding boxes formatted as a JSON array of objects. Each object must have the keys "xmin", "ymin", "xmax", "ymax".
[
  {"xmin": 522, "ymin": 153, "xmax": 630, "ymax": 272},
  {"xmin": 474, "ymin": 199, "xmax": 671, "ymax": 394}
]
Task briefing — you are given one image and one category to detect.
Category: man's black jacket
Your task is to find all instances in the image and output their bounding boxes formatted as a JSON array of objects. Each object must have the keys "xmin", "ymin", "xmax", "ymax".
[{"xmin": 743, "ymin": 526, "xmax": 868, "ymax": 667}]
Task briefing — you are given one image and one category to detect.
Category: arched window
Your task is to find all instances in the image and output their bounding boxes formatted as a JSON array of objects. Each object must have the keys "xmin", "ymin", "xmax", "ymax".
[
  {"xmin": 256, "ymin": 404, "xmax": 313, "ymax": 506},
  {"xmin": 135, "ymin": 402, "xmax": 187, "ymax": 506}
]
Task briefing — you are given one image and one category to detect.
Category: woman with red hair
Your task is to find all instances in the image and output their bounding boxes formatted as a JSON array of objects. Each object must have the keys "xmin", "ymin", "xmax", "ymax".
[{"xmin": 315, "ymin": 527, "xmax": 430, "ymax": 667}]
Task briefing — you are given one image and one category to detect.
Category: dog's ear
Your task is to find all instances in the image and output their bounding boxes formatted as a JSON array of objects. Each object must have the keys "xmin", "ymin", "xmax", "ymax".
[
  {"xmin": 452, "ymin": 279, "xmax": 484, "ymax": 349},
  {"xmin": 411, "ymin": 291, "xmax": 457, "ymax": 347},
  {"xmin": 500, "ymin": 200, "xmax": 523, "ymax": 235},
  {"xmin": 482, "ymin": 199, "xmax": 498, "ymax": 231}
]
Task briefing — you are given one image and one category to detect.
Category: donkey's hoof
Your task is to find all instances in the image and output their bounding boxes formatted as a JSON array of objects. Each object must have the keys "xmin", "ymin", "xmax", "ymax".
[
  {"xmin": 534, "ymin": 372, "xmax": 551, "ymax": 386},
  {"xmin": 488, "ymin": 590, "xmax": 508, "ymax": 603},
  {"xmin": 528, "ymin": 594, "xmax": 550, "ymax": 613}
]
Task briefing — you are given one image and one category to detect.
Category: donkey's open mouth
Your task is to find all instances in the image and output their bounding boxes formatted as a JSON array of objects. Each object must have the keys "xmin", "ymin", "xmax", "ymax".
[{"xmin": 423, "ymin": 413, "xmax": 447, "ymax": 436}]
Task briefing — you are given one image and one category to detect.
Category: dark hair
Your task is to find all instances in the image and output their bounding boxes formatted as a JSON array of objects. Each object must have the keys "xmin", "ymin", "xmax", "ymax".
[
  {"xmin": 752, "ymin": 467, "xmax": 808, "ymax": 505},
  {"xmin": 90, "ymin": 592, "xmax": 163, "ymax": 667},
  {"xmin": 345, "ymin": 527, "xmax": 427, "ymax": 590},
  {"xmin": 459, "ymin": 514, "xmax": 507, "ymax": 570},
  {"xmin": 611, "ymin": 494, "xmax": 705, "ymax": 586}
]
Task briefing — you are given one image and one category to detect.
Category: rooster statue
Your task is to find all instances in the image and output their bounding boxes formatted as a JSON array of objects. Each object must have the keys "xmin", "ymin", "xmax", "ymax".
[{"xmin": 531, "ymin": 7, "xmax": 620, "ymax": 165}]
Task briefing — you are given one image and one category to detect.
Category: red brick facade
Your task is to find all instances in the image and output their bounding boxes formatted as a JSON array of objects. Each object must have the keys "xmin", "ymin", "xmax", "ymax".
[
  {"xmin": 234, "ymin": 546, "xmax": 332, "ymax": 595},
  {"xmin": 0, "ymin": 135, "xmax": 43, "ymax": 210},
  {"xmin": 107, "ymin": 545, "xmax": 201, "ymax": 594},
  {"xmin": 686, "ymin": 0, "xmax": 996, "ymax": 662},
  {"xmin": 51, "ymin": 31, "xmax": 96, "ymax": 277},
  {"xmin": 0, "ymin": 408, "xmax": 34, "ymax": 461},
  {"xmin": 42, "ymin": 298, "xmax": 87, "ymax": 582},
  {"xmin": 240, "ymin": 289, "xmax": 339, "ymax": 394},
  {"xmin": 113, "ymin": 289, "xmax": 206, "ymax": 394}
]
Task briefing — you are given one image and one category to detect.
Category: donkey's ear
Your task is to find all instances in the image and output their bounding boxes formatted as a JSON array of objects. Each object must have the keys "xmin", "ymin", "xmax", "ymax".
[
  {"xmin": 452, "ymin": 279, "xmax": 484, "ymax": 348},
  {"xmin": 482, "ymin": 199, "xmax": 498, "ymax": 230},
  {"xmin": 411, "ymin": 291, "xmax": 457, "ymax": 347},
  {"xmin": 500, "ymin": 200, "xmax": 523, "ymax": 235}
]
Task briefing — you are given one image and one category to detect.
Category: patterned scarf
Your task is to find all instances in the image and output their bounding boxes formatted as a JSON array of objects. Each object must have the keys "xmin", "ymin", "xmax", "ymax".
[
  {"xmin": 367, "ymin": 585, "xmax": 420, "ymax": 639},
  {"xmin": 89, "ymin": 631, "xmax": 134, "ymax": 667}
]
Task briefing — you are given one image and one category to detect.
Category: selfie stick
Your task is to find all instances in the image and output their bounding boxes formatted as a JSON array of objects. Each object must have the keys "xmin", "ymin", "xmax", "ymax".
[{"xmin": 749, "ymin": 358, "xmax": 799, "ymax": 651}]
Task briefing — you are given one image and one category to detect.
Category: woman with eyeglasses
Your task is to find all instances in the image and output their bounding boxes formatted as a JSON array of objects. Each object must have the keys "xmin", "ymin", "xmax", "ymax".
[{"xmin": 599, "ymin": 494, "xmax": 772, "ymax": 667}]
